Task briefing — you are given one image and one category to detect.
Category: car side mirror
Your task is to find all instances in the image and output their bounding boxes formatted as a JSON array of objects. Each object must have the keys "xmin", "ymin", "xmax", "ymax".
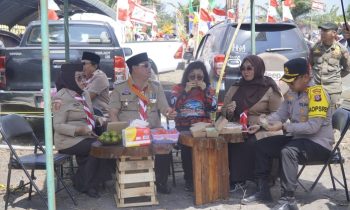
[{"xmin": 123, "ymin": 47, "xmax": 132, "ymax": 56}]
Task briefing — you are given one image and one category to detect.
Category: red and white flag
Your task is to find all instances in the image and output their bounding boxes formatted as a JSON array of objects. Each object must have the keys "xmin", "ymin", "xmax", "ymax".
[
  {"xmin": 48, "ymin": 0, "xmax": 59, "ymax": 20},
  {"xmin": 117, "ymin": 0, "xmax": 130, "ymax": 21},
  {"xmin": 267, "ymin": 0, "xmax": 279, "ymax": 23},
  {"xmin": 129, "ymin": 0, "xmax": 156, "ymax": 25},
  {"xmin": 282, "ymin": 0, "xmax": 294, "ymax": 21},
  {"xmin": 199, "ymin": 0, "xmax": 212, "ymax": 22},
  {"xmin": 311, "ymin": 0, "xmax": 325, "ymax": 11}
]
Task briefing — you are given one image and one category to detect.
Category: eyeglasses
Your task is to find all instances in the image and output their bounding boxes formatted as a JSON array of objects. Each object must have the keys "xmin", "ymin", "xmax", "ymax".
[
  {"xmin": 189, "ymin": 74, "xmax": 204, "ymax": 81},
  {"xmin": 137, "ymin": 62, "xmax": 150, "ymax": 68},
  {"xmin": 75, "ymin": 75, "xmax": 86, "ymax": 82},
  {"xmin": 240, "ymin": 65, "xmax": 254, "ymax": 71},
  {"xmin": 82, "ymin": 61, "xmax": 91, "ymax": 66}
]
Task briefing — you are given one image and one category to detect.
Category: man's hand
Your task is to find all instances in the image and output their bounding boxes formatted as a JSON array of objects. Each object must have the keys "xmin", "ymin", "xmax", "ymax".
[
  {"xmin": 165, "ymin": 108, "xmax": 177, "ymax": 120},
  {"xmin": 75, "ymin": 125, "xmax": 93, "ymax": 136},
  {"xmin": 226, "ymin": 101, "xmax": 236, "ymax": 114},
  {"xmin": 248, "ymin": 125, "xmax": 260, "ymax": 134},
  {"xmin": 185, "ymin": 81, "xmax": 197, "ymax": 92},
  {"xmin": 265, "ymin": 121, "xmax": 283, "ymax": 131},
  {"xmin": 197, "ymin": 81, "xmax": 206, "ymax": 90}
]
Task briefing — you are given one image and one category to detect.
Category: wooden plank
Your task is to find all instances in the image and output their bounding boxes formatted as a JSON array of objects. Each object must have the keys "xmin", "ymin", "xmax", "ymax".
[
  {"xmin": 117, "ymin": 159, "xmax": 154, "ymax": 171},
  {"xmin": 119, "ymin": 186, "xmax": 155, "ymax": 198},
  {"xmin": 221, "ymin": 142, "xmax": 229, "ymax": 199},
  {"xmin": 116, "ymin": 199, "xmax": 158, "ymax": 207},
  {"xmin": 192, "ymin": 140, "xmax": 204, "ymax": 205},
  {"xmin": 118, "ymin": 170, "xmax": 155, "ymax": 184}
]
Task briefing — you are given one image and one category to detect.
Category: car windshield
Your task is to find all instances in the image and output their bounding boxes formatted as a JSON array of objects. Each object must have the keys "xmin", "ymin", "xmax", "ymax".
[
  {"xmin": 231, "ymin": 28, "xmax": 305, "ymax": 54},
  {"xmin": 27, "ymin": 24, "xmax": 112, "ymax": 45}
]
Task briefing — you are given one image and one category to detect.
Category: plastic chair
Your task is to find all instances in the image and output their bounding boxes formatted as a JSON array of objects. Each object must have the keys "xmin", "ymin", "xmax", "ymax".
[
  {"xmin": 297, "ymin": 108, "xmax": 350, "ymax": 201},
  {"xmin": 0, "ymin": 114, "xmax": 77, "ymax": 210}
]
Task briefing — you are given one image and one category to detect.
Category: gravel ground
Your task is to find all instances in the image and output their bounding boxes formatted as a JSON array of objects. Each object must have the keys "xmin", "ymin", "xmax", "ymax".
[{"xmin": 0, "ymin": 70, "xmax": 350, "ymax": 210}]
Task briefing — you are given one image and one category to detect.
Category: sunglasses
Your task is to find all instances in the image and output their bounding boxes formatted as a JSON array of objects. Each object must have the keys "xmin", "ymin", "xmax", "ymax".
[
  {"xmin": 240, "ymin": 65, "xmax": 254, "ymax": 71},
  {"xmin": 137, "ymin": 62, "xmax": 150, "ymax": 68},
  {"xmin": 189, "ymin": 74, "xmax": 204, "ymax": 81},
  {"xmin": 82, "ymin": 61, "xmax": 92, "ymax": 66}
]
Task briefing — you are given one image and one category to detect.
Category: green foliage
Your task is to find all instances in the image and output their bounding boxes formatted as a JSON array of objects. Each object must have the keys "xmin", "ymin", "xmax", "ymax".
[{"xmin": 99, "ymin": 0, "xmax": 117, "ymax": 7}]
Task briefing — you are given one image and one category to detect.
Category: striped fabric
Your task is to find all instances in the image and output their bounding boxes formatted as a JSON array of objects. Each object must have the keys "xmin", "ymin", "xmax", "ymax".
[{"xmin": 75, "ymin": 94, "xmax": 95, "ymax": 130}]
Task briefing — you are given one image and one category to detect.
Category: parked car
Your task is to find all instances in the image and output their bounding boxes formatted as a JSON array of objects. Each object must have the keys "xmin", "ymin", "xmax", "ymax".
[{"xmin": 195, "ymin": 20, "xmax": 309, "ymax": 106}]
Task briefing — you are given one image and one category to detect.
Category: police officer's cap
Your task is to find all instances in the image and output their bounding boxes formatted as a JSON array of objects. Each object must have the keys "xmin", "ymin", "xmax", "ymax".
[
  {"xmin": 280, "ymin": 58, "xmax": 308, "ymax": 83},
  {"xmin": 126, "ymin": 52, "xmax": 149, "ymax": 73},
  {"xmin": 61, "ymin": 63, "xmax": 83, "ymax": 72},
  {"xmin": 318, "ymin": 22, "xmax": 338, "ymax": 31},
  {"xmin": 82, "ymin": 52, "xmax": 100, "ymax": 64}
]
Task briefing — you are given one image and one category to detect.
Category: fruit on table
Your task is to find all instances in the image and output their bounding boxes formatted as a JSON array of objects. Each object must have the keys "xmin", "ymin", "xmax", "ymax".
[{"xmin": 98, "ymin": 131, "xmax": 122, "ymax": 144}]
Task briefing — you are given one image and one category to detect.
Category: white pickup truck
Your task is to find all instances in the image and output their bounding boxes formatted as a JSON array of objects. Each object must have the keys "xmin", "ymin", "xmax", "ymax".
[{"xmin": 70, "ymin": 13, "xmax": 184, "ymax": 74}]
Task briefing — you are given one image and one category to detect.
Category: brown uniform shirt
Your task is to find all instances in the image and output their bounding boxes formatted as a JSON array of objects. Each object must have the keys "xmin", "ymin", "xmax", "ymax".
[
  {"xmin": 109, "ymin": 80, "xmax": 169, "ymax": 128},
  {"xmin": 53, "ymin": 88, "xmax": 95, "ymax": 150},
  {"xmin": 84, "ymin": 69, "xmax": 110, "ymax": 112},
  {"xmin": 310, "ymin": 40, "xmax": 350, "ymax": 94},
  {"xmin": 221, "ymin": 86, "xmax": 282, "ymax": 139}
]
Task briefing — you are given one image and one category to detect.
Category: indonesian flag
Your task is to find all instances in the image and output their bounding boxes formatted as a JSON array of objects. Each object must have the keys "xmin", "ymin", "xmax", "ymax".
[
  {"xmin": 212, "ymin": 8, "xmax": 226, "ymax": 16},
  {"xmin": 267, "ymin": 0, "xmax": 278, "ymax": 23},
  {"xmin": 199, "ymin": 0, "xmax": 212, "ymax": 22},
  {"xmin": 282, "ymin": 3, "xmax": 293, "ymax": 21},
  {"xmin": 48, "ymin": 0, "xmax": 59, "ymax": 20},
  {"xmin": 117, "ymin": 0, "xmax": 130, "ymax": 21}
]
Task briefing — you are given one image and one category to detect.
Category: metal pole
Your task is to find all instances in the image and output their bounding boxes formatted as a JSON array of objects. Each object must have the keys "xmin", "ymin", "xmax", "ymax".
[
  {"xmin": 251, "ymin": 0, "xmax": 255, "ymax": 55},
  {"xmin": 64, "ymin": 0, "xmax": 70, "ymax": 62},
  {"xmin": 39, "ymin": 0, "xmax": 56, "ymax": 209}
]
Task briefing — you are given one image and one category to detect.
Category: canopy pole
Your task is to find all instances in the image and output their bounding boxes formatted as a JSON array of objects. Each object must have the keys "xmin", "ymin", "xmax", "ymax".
[
  {"xmin": 40, "ymin": 0, "xmax": 56, "ymax": 209},
  {"xmin": 251, "ymin": 0, "xmax": 255, "ymax": 55},
  {"xmin": 64, "ymin": 0, "xmax": 70, "ymax": 61}
]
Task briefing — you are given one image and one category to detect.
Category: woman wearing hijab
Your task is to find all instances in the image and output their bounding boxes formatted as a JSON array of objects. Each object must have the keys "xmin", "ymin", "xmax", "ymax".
[
  {"xmin": 221, "ymin": 55, "xmax": 282, "ymax": 191},
  {"xmin": 53, "ymin": 63, "xmax": 113, "ymax": 198}
]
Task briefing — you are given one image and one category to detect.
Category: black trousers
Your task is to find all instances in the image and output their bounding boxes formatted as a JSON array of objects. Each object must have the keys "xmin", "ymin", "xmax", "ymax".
[
  {"xmin": 180, "ymin": 143, "xmax": 193, "ymax": 182},
  {"xmin": 228, "ymin": 135, "xmax": 256, "ymax": 183},
  {"xmin": 59, "ymin": 138, "xmax": 115, "ymax": 192},
  {"xmin": 154, "ymin": 153, "xmax": 171, "ymax": 185},
  {"xmin": 255, "ymin": 135, "xmax": 331, "ymax": 193}
]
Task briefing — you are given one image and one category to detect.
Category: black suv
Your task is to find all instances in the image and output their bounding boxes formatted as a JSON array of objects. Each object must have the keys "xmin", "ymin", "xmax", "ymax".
[{"xmin": 195, "ymin": 21, "xmax": 309, "ymax": 106}]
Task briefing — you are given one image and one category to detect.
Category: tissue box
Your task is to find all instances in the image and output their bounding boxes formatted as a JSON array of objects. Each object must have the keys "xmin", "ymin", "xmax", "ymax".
[
  {"xmin": 151, "ymin": 128, "xmax": 179, "ymax": 144},
  {"xmin": 122, "ymin": 127, "xmax": 151, "ymax": 147}
]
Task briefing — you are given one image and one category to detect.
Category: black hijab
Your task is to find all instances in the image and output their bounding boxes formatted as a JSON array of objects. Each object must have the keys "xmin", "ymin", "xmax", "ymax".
[
  {"xmin": 232, "ymin": 55, "xmax": 281, "ymax": 120},
  {"xmin": 57, "ymin": 63, "xmax": 84, "ymax": 95}
]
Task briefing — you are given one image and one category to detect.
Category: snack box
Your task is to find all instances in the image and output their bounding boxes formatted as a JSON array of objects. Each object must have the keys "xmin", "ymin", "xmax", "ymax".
[
  {"xmin": 151, "ymin": 128, "xmax": 179, "ymax": 144},
  {"xmin": 122, "ymin": 127, "xmax": 151, "ymax": 147}
]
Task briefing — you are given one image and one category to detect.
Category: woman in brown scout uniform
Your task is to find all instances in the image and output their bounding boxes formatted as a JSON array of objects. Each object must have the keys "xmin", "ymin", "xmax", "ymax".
[
  {"xmin": 109, "ymin": 52, "xmax": 177, "ymax": 194},
  {"xmin": 53, "ymin": 63, "xmax": 114, "ymax": 198},
  {"xmin": 221, "ymin": 55, "xmax": 282, "ymax": 191}
]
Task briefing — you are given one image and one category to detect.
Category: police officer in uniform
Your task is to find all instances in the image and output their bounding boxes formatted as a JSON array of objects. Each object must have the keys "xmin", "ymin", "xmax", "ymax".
[
  {"xmin": 241, "ymin": 58, "xmax": 334, "ymax": 210},
  {"xmin": 53, "ymin": 63, "xmax": 114, "ymax": 198},
  {"xmin": 310, "ymin": 22, "xmax": 350, "ymax": 109},
  {"xmin": 109, "ymin": 52, "xmax": 177, "ymax": 194},
  {"xmin": 82, "ymin": 52, "xmax": 110, "ymax": 113}
]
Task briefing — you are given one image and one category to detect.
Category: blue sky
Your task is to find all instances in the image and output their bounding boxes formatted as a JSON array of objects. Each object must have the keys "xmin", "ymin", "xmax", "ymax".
[{"xmin": 163, "ymin": 0, "xmax": 347, "ymax": 15}]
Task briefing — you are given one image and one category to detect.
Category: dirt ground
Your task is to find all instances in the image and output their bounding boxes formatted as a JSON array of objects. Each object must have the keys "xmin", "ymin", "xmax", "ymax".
[{"xmin": 1, "ymin": 70, "xmax": 350, "ymax": 210}]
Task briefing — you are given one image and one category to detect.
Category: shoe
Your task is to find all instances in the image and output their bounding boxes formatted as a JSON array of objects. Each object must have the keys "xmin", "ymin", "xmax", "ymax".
[
  {"xmin": 241, "ymin": 179, "xmax": 272, "ymax": 205},
  {"xmin": 184, "ymin": 181, "xmax": 194, "ymax": 192},
  {"xmin": 85, "ymin": 187, "xmax": 100, "ymax": 198},
  {"xmin": 230, "ymin": 181, "xmax": 247, "ymax": 193},
  {"xmin": 271, "ymin": 197, "xmax": 299, "ymax": 210},
  {"xmin": 157, "ymin": 183, "xmax": 172, "ymax": 194}
]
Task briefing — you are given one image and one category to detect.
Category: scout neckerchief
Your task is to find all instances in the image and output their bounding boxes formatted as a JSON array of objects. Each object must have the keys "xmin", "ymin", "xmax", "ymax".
[
  {"xmin": 74, "ymin": 94, "xmax": 95, "ymax": 130},
  {"xmin": 127, "ymin": 77, "xmax": 150, "ymax": 121}
]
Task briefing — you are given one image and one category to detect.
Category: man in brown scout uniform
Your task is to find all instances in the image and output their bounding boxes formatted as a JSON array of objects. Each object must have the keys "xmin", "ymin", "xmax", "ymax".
[
  {"xmin": 310, "ymin": 22, "xmax": 350, "ymax": 109},
  {"xmin": 82, "ymin": 51, "xmax": 110, "ymax": 113},
  {"xmin": 109, "ymin": 52, "xmax": 177, "ymax": 194}
]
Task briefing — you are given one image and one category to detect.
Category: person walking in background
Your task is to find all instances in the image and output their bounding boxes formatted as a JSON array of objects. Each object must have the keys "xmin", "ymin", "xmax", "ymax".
[
  {"xmin": 241, "ymin": 58, "xmax": 334, "ymax": 210},
  {"xmin": 170, "ymin": 61, "xmax": 217, "ymax": 191},
  {"xmin": 53, "ymin": 63, "xmax": 114, "ymax": 198},
  {"xmin": 185, "ymin": 34, "xmax": 195, "ymax": 64},
  {"xmin": 310, "ymin": 22, "xmax": 350, "ymax": 109},
  {"xmin": 109, "ymin": 53, "xmax": 177, "ymax": 194},
  {"xmin": 342, "ymin": 23, "xmax": 350, "ymax": 46},
  {"xmin": 221, "ymin": 55, "xmax": 282, "ymax": 192},
  {"xmin": 81, "ymin": 52, "xmax": 110, "ymax": 114}
]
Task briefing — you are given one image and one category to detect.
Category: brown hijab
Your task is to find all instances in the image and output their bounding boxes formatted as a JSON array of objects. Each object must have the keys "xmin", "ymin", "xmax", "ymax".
[{"xmin": 232, "ymin": 55, "xmax": 281, "ymax": 120}]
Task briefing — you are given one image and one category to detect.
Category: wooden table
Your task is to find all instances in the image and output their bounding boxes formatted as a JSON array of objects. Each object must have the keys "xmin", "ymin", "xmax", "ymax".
[
  {"xmin": 179, "ymin": 131, "xmax": 231, "ymax": 205},
  {"xmin": 90, "ymin": 141, "xmax": 174, "ymax": 159}
]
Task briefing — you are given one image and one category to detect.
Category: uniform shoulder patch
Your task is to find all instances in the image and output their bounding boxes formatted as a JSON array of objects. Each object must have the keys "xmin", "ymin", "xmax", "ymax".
[{"xmin": 307, "ymin": 85, "xmax": 329, "ymax": 118}]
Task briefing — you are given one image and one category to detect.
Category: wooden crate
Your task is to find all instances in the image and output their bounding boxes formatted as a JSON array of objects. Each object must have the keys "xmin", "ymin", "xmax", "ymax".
[{"xmin": 115, "ymin": 156, "xmax": 159, "ymax": 207}]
